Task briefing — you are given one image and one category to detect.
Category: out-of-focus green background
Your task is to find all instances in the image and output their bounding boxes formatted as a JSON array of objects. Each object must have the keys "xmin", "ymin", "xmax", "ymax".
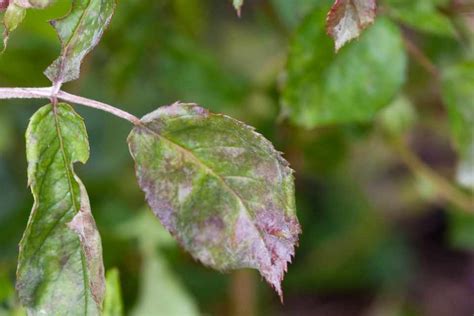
[{"xmin": 0, "ymin": 0, "xmax": 473, "ymax": 315}]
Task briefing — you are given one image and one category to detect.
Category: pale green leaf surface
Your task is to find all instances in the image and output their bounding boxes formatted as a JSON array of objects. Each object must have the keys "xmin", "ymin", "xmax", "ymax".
[
  {"xmin": 378, "ymin": 95, "xmax": 417, "ymax": 136},
  {"xmin": 128, "ymin": 103, "xmax": 301, "ymax": 299},
  {"xmin": 131, "ymin": 250, "xmax": 199, "ymax": 316},
  {"xmin": 44, "ymin": 0, "xmax": 116, "ymax": 85},
  {"xmin": 103, "ymin": 269, "xmax": 123, "ymax": 316},
  {"xmin": 441, "ymin": 61, "xmax": 474, "ymax": 188},
  {"xmin": 282, "ymin": 10, "xmax": 406, "ymax": 128},
  {"xmin": 17, "ymin": 103, "xmax": 105, "ymax": 315}
]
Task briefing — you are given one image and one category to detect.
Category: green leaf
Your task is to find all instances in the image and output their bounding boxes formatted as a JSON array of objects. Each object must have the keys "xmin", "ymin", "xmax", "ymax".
[
  {"xmin": 44, "ymin": 0, "xmax": 116, "ymax": 85},
  {"xmin": 1, "ymin": 0, "xmax": 55, "ymax": 51},
  {"xmin": 378, "ymin": 95, "xmax": 417, "ymax": 136},
  {"xmin": 326, "ymin": 0, "xmax": 376, "ymax": 51},
  {"xmin": 441, "ymin": 61, "xmax": 474, "ymax": 188},
  {"xmin": 103, "ymin": 269, "xmax": 123, "ymax": 316},
  {"xmin": 448, "ymin": 210, "xmax": 474, "ymax": 250},
  {"xmin": 385, "ymin": 0, "xmax": 456, "ymax": 37},
  {"xmin": 131, "ymin": 248, "xmax": 199, "ymax": 316},
  {"xmin": 17, "ymin": 103, "xmax": 105, "ymax": 315},
  {"xmin": 128, "ymin": 103, "xmax": 301, "ymax": 299},
  {"xmin": 1, "ymin": 3, "xmax": 26, "ymax": 50},
  {"xmin": 232, "ymin": 0, "xmax": 243, "ymax": 16},
  {"xmin": 282, "ymin": 10, "xmax": 406, "ymax": 128}
]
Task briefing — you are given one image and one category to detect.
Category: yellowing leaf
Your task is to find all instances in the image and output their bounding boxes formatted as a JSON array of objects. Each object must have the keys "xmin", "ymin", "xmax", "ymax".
[
  {"xmin": 326, "ymin": 0, "xmax": 376, "ymax": 51},
  {"xmin": 128, "ymin": 103, "xmax": 301, "ymax": 299}
]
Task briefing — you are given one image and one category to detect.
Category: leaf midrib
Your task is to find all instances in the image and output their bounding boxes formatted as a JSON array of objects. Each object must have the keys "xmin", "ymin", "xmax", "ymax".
[
  {"xmin": 140, "ymin": 125, "xmax": 273, "ymax": 257},
  {"xmin": 52, "ymin": 106, "xmax": 90, "ymax": 314}
]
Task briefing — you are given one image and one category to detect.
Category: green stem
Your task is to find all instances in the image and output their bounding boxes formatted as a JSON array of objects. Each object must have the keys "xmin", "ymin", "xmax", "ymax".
[{"xmin": 392, "ymin": 137, "xmax": 473, "ymax": 214}]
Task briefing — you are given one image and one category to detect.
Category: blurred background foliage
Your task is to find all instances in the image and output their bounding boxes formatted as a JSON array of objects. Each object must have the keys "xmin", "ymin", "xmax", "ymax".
[{"xmin": 0, "ymin": 0, "xmax": 473, "ymax": 315}]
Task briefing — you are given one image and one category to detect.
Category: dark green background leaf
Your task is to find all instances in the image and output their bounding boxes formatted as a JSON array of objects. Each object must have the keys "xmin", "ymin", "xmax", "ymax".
[{"xmin": 282, "ymin": 9, "xmax": 406, "ymax": 128}]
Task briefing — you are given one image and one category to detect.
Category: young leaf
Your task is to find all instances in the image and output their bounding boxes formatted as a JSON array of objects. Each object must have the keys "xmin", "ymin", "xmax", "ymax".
[
  {"xmin": 233, "ymin": 0, "xmax": 243, "ymax": 16},
  {"xmin": 44, "ymin": 0, "xmax": 116, "ymax": 86},
  {"xmin": 17, "ymin": 103, "xmax": 105, "ymax": 315},
  {"xmin": 326, "ymin": 0, "xmax": 376, "ymax": 51},
  {"xmin": 103, "ymin": 269, "xmax": 123, "ymax": 316},
  {"xmin": 282, "ymin": 10, "xmax": 406, "ymax": 128},
  {"xmin": 128, "ymin": 103, "xmax": 301, "ymax": 299}
]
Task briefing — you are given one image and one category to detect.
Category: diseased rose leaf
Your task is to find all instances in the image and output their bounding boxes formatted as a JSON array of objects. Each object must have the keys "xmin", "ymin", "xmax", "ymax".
[
  {"xmin": 14, "ymin": 0, "xmax": 54, "ymax": 8},
  {"xmin": 1, "ymin": 0, "xmax": 54, "ymax": 51},
  {"xmin": 44, "ymin": 0, "xmax": 116, "ymax": 85},
  {"xmin": 326, "ymin": 0, "xmax": 376, "ymax": 51},
  {"xmin": 1, "ymin": 3, "xmax": 25, "ymax": 51},
  {"xmin": 17, "ymin": 103, "xmax": 105, "ymax": 315},
  {"xmin": 233, "ymin": 0, "xmax": 243, "ymax": 16},
  {"xmin": 282, "ymin": 9, "xmax": 406, "ymax": 128},
  {"xmin": 128, "ymin": 103, "xmax": 301, "ymax": 299}
]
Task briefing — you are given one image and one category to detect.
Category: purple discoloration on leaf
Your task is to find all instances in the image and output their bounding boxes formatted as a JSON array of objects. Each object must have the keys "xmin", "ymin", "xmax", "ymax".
[
  {"xmin": 0, "ymin": 0, "xmax": 9, "ymax": 10},
  {"xmin": 327, "ymin": 0, "xmax": 377, "ymax": 51},
  {"xmin": 17, "ymin": 103, "xmax": 104, "ymax": 314},
  {"xmin": 128, "ymin": 102, "xmax": 301, "ymax": 300}
]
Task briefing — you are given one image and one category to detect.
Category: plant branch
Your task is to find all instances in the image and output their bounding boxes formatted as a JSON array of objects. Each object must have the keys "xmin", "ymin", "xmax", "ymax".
[
  {"xmin": 0, "ymin": 87, "xmax": 141, "ymax": 125},
  {"xmin": 392, "ymin": 137, "xmax": 473, "ymax": 214},
  {"xmin": 402, "ymin": 36, "xmax": 440, "ymax": 78}
]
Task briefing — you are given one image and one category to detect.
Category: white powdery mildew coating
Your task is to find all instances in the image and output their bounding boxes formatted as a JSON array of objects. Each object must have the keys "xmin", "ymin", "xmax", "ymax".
[
  {"xmin": 326, "ymin": 0, "xmax": 376, "ymax": 51},
  {"xmin": 233, "ymin": 209, "xmax": 299, "ymax": 298},
  {"xmin": 129, "ymin": 102, "xmax": 301, "ymax": 299},
  {"xmin": 45, "ymin": 0, "xmax": 116, "ymax": 84}
]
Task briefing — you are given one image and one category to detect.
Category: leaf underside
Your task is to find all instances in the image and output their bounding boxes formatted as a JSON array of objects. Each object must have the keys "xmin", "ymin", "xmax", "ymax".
[
  {"xmin": 326, "ymin": 0, "xmax": 376, "ymax": 51},
  {"xmin": 17, "ymin": 103, "xmax": 104, "ymax": 315},
  {"xmin": 128, "ymin": 103, "xmax": 301, "ymax": 299},
  {"xmin": 44, "ymin": 0, "xmax": 116, "ymax": 85}
]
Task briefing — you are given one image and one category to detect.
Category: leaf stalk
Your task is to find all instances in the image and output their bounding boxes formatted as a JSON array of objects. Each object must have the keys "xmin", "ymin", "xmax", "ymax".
[{"xmin": 0, "ymin": 87, "xmax": 141, "ymax": 125}]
